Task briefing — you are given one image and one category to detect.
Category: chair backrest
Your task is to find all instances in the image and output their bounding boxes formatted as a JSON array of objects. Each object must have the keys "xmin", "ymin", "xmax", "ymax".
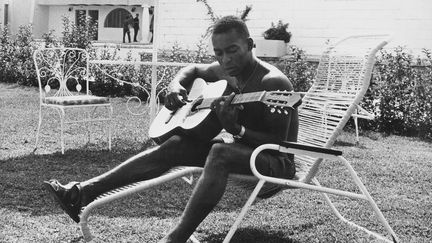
[
  {"xmin": 295, "ymin": 35, "xmax": 390, "ymax": 182},
  {"xmin": 33, "ymin": 48, "xmax": 91, "ymax": 102}
]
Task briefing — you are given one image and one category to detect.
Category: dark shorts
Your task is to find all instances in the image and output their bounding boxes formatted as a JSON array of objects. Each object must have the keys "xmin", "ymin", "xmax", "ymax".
[
  {"xmin": 213, "ymin": 130, "xmax": 296, "ymax": 180},
  {"xmin": 257, "ymin": 151, "xmax": 296, "ymax": 180}
]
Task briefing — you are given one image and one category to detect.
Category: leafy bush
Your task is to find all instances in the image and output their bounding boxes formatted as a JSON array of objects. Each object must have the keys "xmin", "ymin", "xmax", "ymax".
[
  {"xmin": 61, "ymin": 14, "xmax": 97, "ymax": 49},
  {"xmin": 88, "ymin": 39, "xmax": 214, "ymax": 103},
  {"xmin": 360, "ymin": 47, "xmax": 432, "ymax": 139},
  {"xmin": 89, "ymin": 48, "xmax": 137, "ymax": 98},
  {"xmin": 0, "ymin": 15, "xmax": 97, "ymax": 85},
  {"xmin": 274, "ymin": 46, "xmax": 316, "ymax": 92},
  {"xmin": 41, "ymin": 29, "xmax": 61, "ymax": 48},
  {"xmin": 263, "ymin": 20, "xmax": 292, "ymax": 43},
  {"xmin": 0, "ymin": 24, "xmax": 37, "ymax": 86},
  {"xmin": 1, "ymin": 20, "xmax": 430, "ymax": 140}
]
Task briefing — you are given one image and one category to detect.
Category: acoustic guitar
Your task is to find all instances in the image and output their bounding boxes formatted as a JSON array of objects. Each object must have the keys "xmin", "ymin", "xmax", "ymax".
[{"xmin": 148, "ymin": 78, "xmax": 302, "ymax": 144}]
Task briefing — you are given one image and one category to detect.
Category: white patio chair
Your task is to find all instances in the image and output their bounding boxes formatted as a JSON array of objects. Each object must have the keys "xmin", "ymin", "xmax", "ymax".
[
  {"xmin": 78, "ymin": 35, "xmax": 398, "ymax": 242},
  {"xmin": 33, "ymin": 48, "xmax": 113, "ymax": 154}
]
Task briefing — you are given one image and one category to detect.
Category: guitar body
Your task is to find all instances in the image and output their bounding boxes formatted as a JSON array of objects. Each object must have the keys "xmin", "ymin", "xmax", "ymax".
[
  {"xmin": 149, "ymin": 79, "xmax": 227, "ymax": 144},
  {"xmin": 149, "ymin": 78, "xmax": 302, "ymax": 144}
]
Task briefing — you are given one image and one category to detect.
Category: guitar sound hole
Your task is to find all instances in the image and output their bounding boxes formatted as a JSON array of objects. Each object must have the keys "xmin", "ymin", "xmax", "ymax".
[{"xmin": 191, "ymin": 98, "xmax": 203, "ymax": 112}]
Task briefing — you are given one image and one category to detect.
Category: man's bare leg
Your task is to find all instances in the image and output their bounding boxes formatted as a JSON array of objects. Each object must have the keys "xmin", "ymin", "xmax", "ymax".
[
  {"xmin": 79, "ymin": 135, "xmax": 212, "ymax": 205},
  {"xmin": 44, "ymin": 135, "xmax": 213, "ymax": 223},
  {"xmin": 160, "ymin": 143, "xmax": 270, "ymax": 243}
]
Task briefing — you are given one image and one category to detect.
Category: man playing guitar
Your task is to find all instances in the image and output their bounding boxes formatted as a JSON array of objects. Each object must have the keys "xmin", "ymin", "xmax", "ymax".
[{"xmin": 44, "ymin": 15, "xmax": 299, "ymax": 243}]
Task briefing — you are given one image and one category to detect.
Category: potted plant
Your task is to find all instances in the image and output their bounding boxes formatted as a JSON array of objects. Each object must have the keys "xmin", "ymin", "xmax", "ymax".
[{"xmin": 255, "ymin": 20, "xmax": 291, "ymax": 57}]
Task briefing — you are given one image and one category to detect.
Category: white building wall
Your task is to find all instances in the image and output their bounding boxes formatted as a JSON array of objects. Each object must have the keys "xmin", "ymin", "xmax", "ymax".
[
  {"xmin": 46, "ymin": 5, "xmax": 151, "ymax": 43},
  {"xmin": 32, "ymin": 5, "xmax": 48, "ymax": 38},
  {"xmin": 0, "ymin": 1, "xmax": 4, "ymax": 28},
  {"xmin": 3, "ymin": 0, "xmax": 432, "ymax": 56},
  {"xmin": 5, "ymin": 0, "xmax": 32, "ymax": 33},
  {"xmin": 156, "ymin": 0, "xmax": 432, "ymax": 56},
  {"xmin": 0, "ymin": 0, "xmax": 5, "ymax": 28}
]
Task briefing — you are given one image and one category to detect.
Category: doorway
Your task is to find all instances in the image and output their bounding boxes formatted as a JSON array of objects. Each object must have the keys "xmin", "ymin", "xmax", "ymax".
[{"xmin": 88, "ymin": 10, "xmax": 99, "ymax": 40}]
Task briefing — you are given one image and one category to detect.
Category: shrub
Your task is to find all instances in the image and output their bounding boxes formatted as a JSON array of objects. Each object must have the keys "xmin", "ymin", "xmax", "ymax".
[
  {"xmin": 274, "ymin": 46, "xmax": 316, "ymax": 92},
  {"xmin": 41, "ymin": 29, "xmax": 61, "ymax": 48},
  {"xmin": 0, "ymin": 24, "xmax": 37, "ymax": 86},
  {"xmin": 88, "ymin": 39, "xmax": 214, "ymax": 103},
  {"xmin": 61, "ymin": 14, "xmax": 97, "ymax": 50},
  {"xmin": 360, "ymin": 47, "xmax": 432, "ymax": 139}
]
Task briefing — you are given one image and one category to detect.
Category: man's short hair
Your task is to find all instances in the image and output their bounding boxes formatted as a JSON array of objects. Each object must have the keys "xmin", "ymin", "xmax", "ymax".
[{"xmin": 212, "ymin": 15, "xmax": 250, "ymax": 38}]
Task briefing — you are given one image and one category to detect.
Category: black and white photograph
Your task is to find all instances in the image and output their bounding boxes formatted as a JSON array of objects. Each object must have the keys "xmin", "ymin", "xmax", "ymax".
[{"xmin": 0, "ymin": 0, "xmax": 431, "ymax": 242}]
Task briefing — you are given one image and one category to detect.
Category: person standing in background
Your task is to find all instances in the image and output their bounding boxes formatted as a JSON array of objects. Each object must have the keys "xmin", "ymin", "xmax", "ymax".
[
  {"xmin": 148, "ymin": 7, "xmax": 154, "ymax": 43},
  {"xmin": 123, "ymin": 16, "xmax": 132, "ymax": 43},
  {"xmin": 133, "ymin": 14, "xmax": 140, "ymax": 42}
]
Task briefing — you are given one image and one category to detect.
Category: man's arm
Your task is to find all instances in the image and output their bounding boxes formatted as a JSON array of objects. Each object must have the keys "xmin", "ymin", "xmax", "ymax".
[
  {"xmin": 213, "ymin": 75, "xmax": 295, "ymax": 147},
  {"xmin": 165, "ymin": 62, "xmax": 222, "ymax": 110},
  {"xmin": 239, "ymin": 76, "xmax": 294, "ymax": 147}
]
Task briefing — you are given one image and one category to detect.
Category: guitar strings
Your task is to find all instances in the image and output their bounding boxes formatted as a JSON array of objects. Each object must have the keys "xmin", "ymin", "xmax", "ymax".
[{"xmin": 198, "ymin": 92, "xmax": 264, "ymax": 109}]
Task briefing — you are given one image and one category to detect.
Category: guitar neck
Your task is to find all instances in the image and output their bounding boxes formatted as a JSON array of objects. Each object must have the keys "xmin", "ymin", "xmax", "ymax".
[{"xmin": 196, "ymin": 91, "xmax": 266, "ymax": 110}]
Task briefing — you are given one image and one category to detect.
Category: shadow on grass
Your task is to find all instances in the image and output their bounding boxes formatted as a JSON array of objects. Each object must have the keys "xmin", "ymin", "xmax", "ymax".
[
  {"xmin": 202, "ymin": 227, "xmax": 296, "ymax": 243},
  {"xmin": 0, "ymin": 143, "xmax": 252, "ymax": 221},
  {"xmin": 333, "ymin": 139, "xmax": 367, "ymax": 149}
]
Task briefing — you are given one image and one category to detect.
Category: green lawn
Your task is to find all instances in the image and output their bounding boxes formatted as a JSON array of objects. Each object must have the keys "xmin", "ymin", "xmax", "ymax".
[{"xmin": 0, "ymin": 82, "xmax": 431, "ymax": 243}]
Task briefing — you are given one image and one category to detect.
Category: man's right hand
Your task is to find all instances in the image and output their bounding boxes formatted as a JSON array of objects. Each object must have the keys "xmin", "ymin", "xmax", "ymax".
[{"xmin": 164, "ymin": 86, "xmax": 188, "ymax": 111}]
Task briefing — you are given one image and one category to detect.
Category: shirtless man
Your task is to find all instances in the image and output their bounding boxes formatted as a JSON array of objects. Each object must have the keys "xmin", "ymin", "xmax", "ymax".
[{"xmin": 44, "ymin": 15, "xmax": 298, "ymax": 243}]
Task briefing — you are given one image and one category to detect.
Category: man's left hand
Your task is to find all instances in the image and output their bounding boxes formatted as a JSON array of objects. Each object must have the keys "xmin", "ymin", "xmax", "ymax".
[{"xmin": 211, "ymin": 93, "xmax": 243, "ymax": 135}]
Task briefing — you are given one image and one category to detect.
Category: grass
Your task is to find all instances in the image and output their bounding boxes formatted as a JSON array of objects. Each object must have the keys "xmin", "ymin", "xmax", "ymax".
[{"xmin": 0, "ymin": 82, "xmax": 431, "ymax": 243}]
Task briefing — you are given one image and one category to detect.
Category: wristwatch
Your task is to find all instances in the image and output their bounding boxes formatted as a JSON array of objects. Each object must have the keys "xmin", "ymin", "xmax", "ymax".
[{"xmin": 233, "ymin": 125, "xmax": 246, "ymax": 139}]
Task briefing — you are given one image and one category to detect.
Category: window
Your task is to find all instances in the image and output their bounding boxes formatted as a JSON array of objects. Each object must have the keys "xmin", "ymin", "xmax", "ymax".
[
  {"xmin": 104, "ymin": 8, "xmax": 131, "ymax": 28},
  {"xmin": 75, "ymin": 10, "xmax": 86, "ymax": 27}
]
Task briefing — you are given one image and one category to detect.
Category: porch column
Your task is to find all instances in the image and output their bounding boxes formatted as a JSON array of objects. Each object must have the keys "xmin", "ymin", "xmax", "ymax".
[{"xmin": 141, "ymin": 6, "xmax": 150, "ymax": 43}]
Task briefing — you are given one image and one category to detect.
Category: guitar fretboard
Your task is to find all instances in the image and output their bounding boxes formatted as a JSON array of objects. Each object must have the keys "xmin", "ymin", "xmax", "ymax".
[{"xmin": 195, "ymin": 91, "xmax": 266, "ymax": 110}]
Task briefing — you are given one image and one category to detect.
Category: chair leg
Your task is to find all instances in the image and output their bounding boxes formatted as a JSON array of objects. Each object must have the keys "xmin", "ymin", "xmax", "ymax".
[
  {"xmin": 58, "ymin": 109, "xmax": 65, "ymax": 154},
  {"xmin": 318, "ymin": 190, "xmax": 394, "ymax": 243},
  {"xmin": 34, "ymin": 105, "xmax": 43, "ymax": 152},
  {"xmin": 353, "ymin": 114, "xmax": 359, "ymax": 143},
  {"xmin": 87, "ymin": 108, "xmax": 94, "ymax": 146},
  {"xmin": 108, "ymin": 105, "xmax": 113, "ymax": 151},
  {"xmin": 314, "ymin": 156, "xmax": 399, "ymax": 243},
  {"xmin": 80, "ymin": 218, "xmax": 93, "ymax": 242},
  {"xmin": 223, "ymin": 179, "xmax": 265, "ymax": 243}
]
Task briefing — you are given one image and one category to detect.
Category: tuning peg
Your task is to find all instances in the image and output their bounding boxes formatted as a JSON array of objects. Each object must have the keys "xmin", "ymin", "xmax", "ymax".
[
  {"xmin": 270, "ymin": 107, "xmax": 276, "ymax": 113},
  {"xmin": 284, "ymin": 110, "xmax": 288, "ymax": 115},
  {"xmin": 277, "ymin": 109, "xmax": 282, "ymax": 114}
]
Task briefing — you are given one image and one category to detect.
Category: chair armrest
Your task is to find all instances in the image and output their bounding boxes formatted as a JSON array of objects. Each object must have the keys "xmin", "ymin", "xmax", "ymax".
[
  {"xmin": 279, "ymin": 141, "xmax": 342, "ymax": 156},
  {"xmin": 250, "ymin": 142, "xmax": 342, "ymax": 181}
]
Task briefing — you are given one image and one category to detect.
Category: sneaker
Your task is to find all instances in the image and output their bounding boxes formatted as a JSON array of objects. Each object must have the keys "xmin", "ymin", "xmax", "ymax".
[{"xmin": 43, "ymin": 179, "xmax": 82, "ymax": 223}]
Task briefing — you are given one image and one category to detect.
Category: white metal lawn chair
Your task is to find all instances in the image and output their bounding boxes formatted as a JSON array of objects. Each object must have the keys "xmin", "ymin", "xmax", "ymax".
[
  {"xmin": 78, "ymin": 35, "xmax": 398, "ymax": 242},
  {"xmin": 33, "ymin": 48, "xmax": 113, "ymax": 154}
]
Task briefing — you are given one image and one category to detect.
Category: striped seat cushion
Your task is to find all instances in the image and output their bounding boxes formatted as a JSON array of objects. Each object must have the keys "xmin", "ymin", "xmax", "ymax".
[{"xmin": 44, "ymin": 95, "xmax": 110, "ymax": 106}]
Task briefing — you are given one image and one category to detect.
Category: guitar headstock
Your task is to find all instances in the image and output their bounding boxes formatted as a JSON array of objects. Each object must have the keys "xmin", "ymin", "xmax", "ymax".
[{"xmin": 262, "ymin": 91, "xmax": 302, "ymax": 114}]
